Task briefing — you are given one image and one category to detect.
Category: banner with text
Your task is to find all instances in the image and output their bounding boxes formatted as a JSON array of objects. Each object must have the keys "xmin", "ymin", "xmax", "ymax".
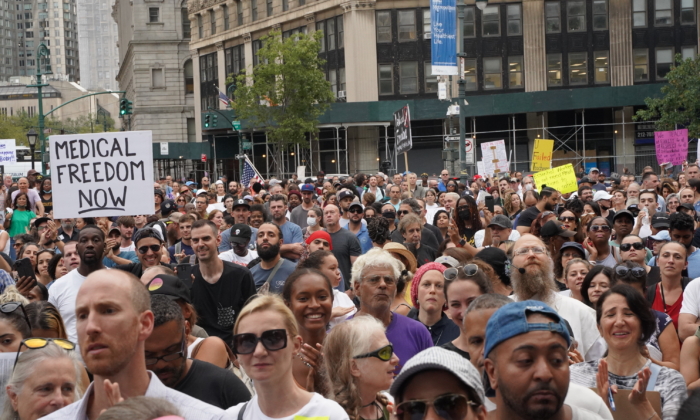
[
  {"xmin": 430, "ymin": 0, "xmax": 457, "ymax": 75},
  {"xmin": 394, "ymin": 105, "xmax": 413, "ymax": 155},
  {"xmin": 654, "ymin": 128, "xmax": 688, "ymax": 166},
  {"xmin": 531, "ymin": 139, "xmax": 554, "ymax": 172},
  {"xmin": 480, "ymin": 140, "xmax": 509, "ymax": 176},
  {"xmin": 0, "ymin": 140, "xmax": 16, "ymax": 163},
  {"xmin": 533, "ymin": 164, "xmax": 578, "ymax": 194},
  {"xmin": 50, "ymin": 131, "xmax": 154, "ymax": 218}
]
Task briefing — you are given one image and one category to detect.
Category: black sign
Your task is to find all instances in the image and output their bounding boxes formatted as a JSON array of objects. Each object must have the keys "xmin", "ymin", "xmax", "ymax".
[{"xmin": 394, "ymin": 105, "xmax": 413, "ymax": 155}]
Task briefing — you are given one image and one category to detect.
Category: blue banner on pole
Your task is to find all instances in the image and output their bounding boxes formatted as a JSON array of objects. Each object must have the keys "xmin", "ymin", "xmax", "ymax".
[{"xmin": 430, "ymin": 0, "xmax": 457, "ymax": 75}]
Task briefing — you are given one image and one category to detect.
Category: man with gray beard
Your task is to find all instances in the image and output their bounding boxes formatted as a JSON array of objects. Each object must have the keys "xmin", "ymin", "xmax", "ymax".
[
  {"xmin": 57, "ymin": 218, "xmax": 79, "ymax": 242},
  {"xmin": 509, "ymin": 234, "xmax": 604, "ymax": 361}
]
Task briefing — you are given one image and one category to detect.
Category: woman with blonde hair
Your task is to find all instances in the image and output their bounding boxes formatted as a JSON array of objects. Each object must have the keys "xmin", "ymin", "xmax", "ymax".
[
  {"xmin": 226, "ymin": 294, "xmax": 348, "ymax": 420},
  {"xmin": 503, "ymin": 190, "xmax": 523, "ymax": 221},
  {"xmin": 324, "ymin": 316, "xmax": 399, "ymax": 420},
  {"xmin": 25, "ymin": 301, "xmax": 67, "ymax": 339}
]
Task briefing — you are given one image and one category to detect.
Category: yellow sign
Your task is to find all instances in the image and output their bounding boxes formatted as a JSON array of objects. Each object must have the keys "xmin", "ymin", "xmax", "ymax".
[
  {"xmin": 531, "ymin": 139, "xmax": 554, "ymax": 172},
  {"xmin": 533, "ymin": 164, "xmax": 578, "ymax": 194}
]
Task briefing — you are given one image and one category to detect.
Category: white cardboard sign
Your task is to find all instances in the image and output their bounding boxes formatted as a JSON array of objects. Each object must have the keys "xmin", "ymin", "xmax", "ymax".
[
  {"xmin": 480, "ymin": 140, "xmax": 509, "ymax": 176},
  {"xmin": 50, "ymin": 131, "xmax": 154, "ymax": 218},
  {"xmin": 0, "ymin": 140, "xmax": 17, "ymax": 163}
]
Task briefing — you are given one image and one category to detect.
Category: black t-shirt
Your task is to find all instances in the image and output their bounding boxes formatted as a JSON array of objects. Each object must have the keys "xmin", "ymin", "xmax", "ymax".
[
  {"xmin": 441, "ymin": 341, "xmax": 470, "ymax": 359},
  {"xmin": 605, "ymin": 210, "xmax": 616, "ymax": 225},
  {"xmin": 191, "ymin": 261, "xmax": 256, "ymax": 346},
  {"xmin": 516, "ymin": 206, "xmax": 541, "ymax": 230},
  {"xmin": 175, "ymin": 359, "xmax": 251, "ymax": 409}
]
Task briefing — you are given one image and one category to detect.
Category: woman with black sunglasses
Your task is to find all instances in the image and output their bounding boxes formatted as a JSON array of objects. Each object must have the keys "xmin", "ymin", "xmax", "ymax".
[
  {"xmin": 324, "ymin": 316, "xmax": 399, "ymax": 420},
  {"xmin": 619, "ymin": 235, "xmax": 659, "ymax": 284},
  {"xmin": 583, "ymin": 216, "xmax": 620, "ymax": 268},
  {"xmin": 228, "ymin": 294, "xmax": 349, "ymax": 420}
]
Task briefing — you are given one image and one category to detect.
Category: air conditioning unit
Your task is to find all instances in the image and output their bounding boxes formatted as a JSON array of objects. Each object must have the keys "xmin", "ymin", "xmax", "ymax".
[
  {"xmin": 337, "ymin": 90, "xmax": 346, "ymax": 99},
  {"xmin": 424, "ymin": 32, "xmax": 431, "ymax": 39}
]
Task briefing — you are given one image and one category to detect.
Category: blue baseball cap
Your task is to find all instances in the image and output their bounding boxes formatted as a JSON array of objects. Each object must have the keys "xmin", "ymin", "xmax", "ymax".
[
  {"xmin": 484, "ymin": 300, "xmax": 571, "ymax": 358},
  {"xmin": 301, "ymin": 184, "xmax": 315, "ymax": 193},
  {"xmin": 649, "ymin": 230, "xmax": 671, "ymax": 241}
]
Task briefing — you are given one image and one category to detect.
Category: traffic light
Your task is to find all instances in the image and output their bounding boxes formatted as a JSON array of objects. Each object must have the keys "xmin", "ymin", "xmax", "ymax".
[
  {"xmin": 211, "ymin": 114, "xmax": 218, "ymax": 127},
  {"xmin": 204, "ymin": 114, "xmax": 211, "ymax": 128},
  {"xmin": 119, "ymin": 98, "xmax": 133, "ymax": 116}
]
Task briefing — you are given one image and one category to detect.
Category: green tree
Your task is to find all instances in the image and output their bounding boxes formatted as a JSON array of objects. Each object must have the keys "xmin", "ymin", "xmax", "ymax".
[
  {"xmin": 635, "ymin": 54, "xmax": 700, "ymax": 137},
  {"xmin": 0, "ymin": 112, "xmax": 116, "ymax": 147},
  {"xmin": 228, "ymin": 30, "xmax": 334, "ymax": 175}
]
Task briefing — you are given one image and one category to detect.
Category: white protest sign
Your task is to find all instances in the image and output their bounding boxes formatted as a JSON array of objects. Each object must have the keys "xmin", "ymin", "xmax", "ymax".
[
  {"xmin": 477, "ymin": 161, "xmax": 485, "ymax": 176},
  {"xmin": 480, "ymin": 140, "xmax": 509, "ymax": 176},
  {"xmin": 0, "ymin": 140, "xmax": 17, "ymax": 163},
  {"xmin": 50, "ymin": 131, "xmax": 154, "ymax": 218}
]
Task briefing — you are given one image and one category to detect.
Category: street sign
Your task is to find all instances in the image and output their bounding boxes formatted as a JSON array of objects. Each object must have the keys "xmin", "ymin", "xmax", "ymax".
[
  {"xmin": 232, "ymin": 121, "xmax": 241, "ymax": 130},
  {"xmin": 445, "ymin": 136, "xmax": 460, "ymax": 141},
  {"xmin": 465, "ymin": 137, "xmax": 474, "ymax": 164},
  {"xmin": 242, "ymin": 141, "xmax": 252, "ymax": 150},
  {"xmin": 160, "ymin": 142, "xmax": 169, "ymax": 156},
  {"xmin": 201, "ymin": 154, "xmax": 207, "ymax": 162}
]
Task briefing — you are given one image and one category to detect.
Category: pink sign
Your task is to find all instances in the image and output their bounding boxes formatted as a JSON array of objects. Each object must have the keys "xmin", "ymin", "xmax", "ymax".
[{"xmin": 655, "ymin": 128, "xmax": 688, "ymax": 165}]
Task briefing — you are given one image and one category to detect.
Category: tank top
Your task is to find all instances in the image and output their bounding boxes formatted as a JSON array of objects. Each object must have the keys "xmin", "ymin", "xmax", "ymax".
[
  {"xmin": 187, "ymin": 337, "xmax": 205, "ymax": 359},
  {"xmin": 40, "ymin": 193, "xmax": 53, "ymax": 214}
]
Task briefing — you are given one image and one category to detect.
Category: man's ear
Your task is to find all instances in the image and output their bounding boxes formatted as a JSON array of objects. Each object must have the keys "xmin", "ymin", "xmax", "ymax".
[{"xmin": 483, "ymin": 357, "xmax": 498, "ymax": 392}]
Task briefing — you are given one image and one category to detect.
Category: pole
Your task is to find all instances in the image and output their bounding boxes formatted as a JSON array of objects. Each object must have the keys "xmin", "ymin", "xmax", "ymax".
[
  {"xmin": 404, "ymin": 152, "xmax": 412, "ymax": 197},
  {"xmin": 457, "ymin": 0, "xmax": 468, "ymax": 185}
]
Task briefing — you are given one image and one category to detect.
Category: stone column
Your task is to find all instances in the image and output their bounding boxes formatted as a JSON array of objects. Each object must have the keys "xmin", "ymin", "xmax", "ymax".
[
  {"xmin": 341, "ymin": 0, "xmax": 378, "ymax": 102},
  {"xmin": 216, "ymin": 41, "xmax": 227, "ymax": 109},
  {"xmin": 192, "ymin": 50, "xmax": 203, "ymax": 142},
  {"xmin": 347, "ymin": 126, "xmax": 380, "ymax": 174},
  {"xmin": 614, "ymin": 106, "xmax": 635, "ymax": 173},
  {"xmin": 609, "ymin": 0, "xmax": 633, "ymax": 86},
  {"xmin": 243, "ymin": 32, "xmax": 253, "ymax": 78},
  {"xmin": 523, "ymin": 0, "xmax": 547, "ymax": 92},
  {"xmin": 305, "ymin": 13, "xmax": 315, "ymax": 32}
]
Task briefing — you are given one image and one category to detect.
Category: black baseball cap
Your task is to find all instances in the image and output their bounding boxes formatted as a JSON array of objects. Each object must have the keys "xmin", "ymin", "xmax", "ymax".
[
  {"xmin": 540, "ymin": 220, "xmax": 576, "ymax": 238},
  {"xmin": 337, "ymin": 190, "xmax": 354, "ymax": 201},
  {"xmin": 33, "ymin": 217, "xmax": 51, "ymax": 229},
  {"xmin": 651, "ymin": 212, "xmax": 670, "ymax": 228},
  {"xmin": 613, "ymin": 210, "xmax": 635, "ymax": 222},
  {"xmin": 160, "ymin": 199, "xmax": 175, "ymax": 216},
  {"xmin": 229, "ymin": 224, "xmax": 252, "ymax": 245},
  {"xmin": 146, "ymin": 274, "xmax": 191, "ymax": 304},
  {"xmin": 232, "ymin": 199, "xmax": 250, "ymax": 210},
  {"xmin": 680, "ymin": 203, "xmax": 695, "ymax": 212}
]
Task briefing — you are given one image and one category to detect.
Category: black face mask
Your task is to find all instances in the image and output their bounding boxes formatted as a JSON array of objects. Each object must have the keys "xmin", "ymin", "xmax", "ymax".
[
  {"xmin": 382, "ymin": 212, "xmax": 396, "ymax": 220},
  {"xmin": 458, "ymin": 210, "xmax": 471, "ymax": 220}
]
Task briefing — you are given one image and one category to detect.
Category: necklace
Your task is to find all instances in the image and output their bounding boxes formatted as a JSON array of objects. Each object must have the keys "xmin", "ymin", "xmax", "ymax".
[{"xmin": 659, "ymin": 283, "xmax": 668, "ymax": 313}]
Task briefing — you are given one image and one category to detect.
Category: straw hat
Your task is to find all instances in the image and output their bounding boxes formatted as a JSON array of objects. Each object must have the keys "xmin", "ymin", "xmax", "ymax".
[{"xmin": 383, "ymin": 242, "xmax": 417, "ymax": 273}]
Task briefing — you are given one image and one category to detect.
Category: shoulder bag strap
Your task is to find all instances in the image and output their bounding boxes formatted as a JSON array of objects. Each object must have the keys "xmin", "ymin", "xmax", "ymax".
[
  {"xmin": 265, "ymin": 258, "xmax": 285, "ymax": 285},
  {"xmin": 237, "ymin": 402, "xmax": 249, "ymax": 420}
]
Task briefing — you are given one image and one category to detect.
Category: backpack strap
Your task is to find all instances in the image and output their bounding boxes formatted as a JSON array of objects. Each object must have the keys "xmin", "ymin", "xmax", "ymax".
[{"xmin": 237, "ymin": 402, "xmax": 249, "ymax": 420}]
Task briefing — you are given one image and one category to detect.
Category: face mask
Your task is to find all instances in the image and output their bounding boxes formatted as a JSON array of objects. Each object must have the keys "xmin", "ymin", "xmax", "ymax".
[
  {"xmin": 525, "ymin": 184, "xmax": 533, "ymax": 191},
  {"xmin": 458, "ymin": 210, "xmax": 471, "ymax": 220},
  {"xmin": 43, "ymin": 189, "xmax": 51, "ymax": 194},
  {"xmin": 364, "ymin": 217, "xmax": 373, "ymax": 223},
  {"xmin": 382, "ymin": 212, "xmax": 396, "ymax": 220},
  {"xmin": 307, "ymin": 217, "xmax": 317, "ymax": 227}
]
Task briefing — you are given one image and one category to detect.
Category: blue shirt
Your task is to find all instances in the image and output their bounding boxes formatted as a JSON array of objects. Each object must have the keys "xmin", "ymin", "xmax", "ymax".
[
  {"xmin": 277, "ymin": 221, "xmax": 303, "ymax": 245},
  {"xmin": 249, "ymin": 259, "xmax": 297, "ymax": 293},
  {"xmin": 168, "ymin": 241, "xmax": 194, "ymax": 264},
  {"xmin": 345, "ymin": 224, "xmax": 372, "ymax": 254},
  {"xmin": 103, "ymin": 251, "xmax": 138, "ymax": 268},
  {"xmin": 0, "ymin": 270, "xmax": 14, "ymax": 295},
  {"xmin": 437, "ymin": 180, "xmax": 447, "ymax": 192}
]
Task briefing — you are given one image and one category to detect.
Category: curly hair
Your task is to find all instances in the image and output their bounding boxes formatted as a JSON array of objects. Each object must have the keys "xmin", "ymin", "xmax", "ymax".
[
  {"xmin": 503, "ymin": 190, "xmax": 523, "ymax": 216},
  {"xmin": 367, "ymin": 216, "xmax": 391, "ymax": 245},
  {"xmin": 454, "ymin": 195, "xmax": 482, "ymax": 233}
]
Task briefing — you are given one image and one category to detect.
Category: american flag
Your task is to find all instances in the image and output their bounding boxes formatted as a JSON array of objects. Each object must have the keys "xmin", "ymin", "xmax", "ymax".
[
  {"xmin": 216, "ymin": 86, "xmax": 231, "ymax": 106},
  {"xmin": 241, "ymin": 157, "xmax": 265, "ymax": 187}
]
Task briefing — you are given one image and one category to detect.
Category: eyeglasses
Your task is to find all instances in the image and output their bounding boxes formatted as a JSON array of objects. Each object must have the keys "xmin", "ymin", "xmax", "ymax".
[
  {"xmin": 13, "ymin": 338, "xmax": 75, "ymax": 369},
  {"xmin": 397, "ymin": 210, "xmax": 411, "ymax": 216},
  {"xmin": 620, "ymin": 242, "xmax": 644, "ymax": 252},
  {"xmin": 561, "ymin": 251, "xmax": 582, "ymax": 258},
  {"xmin": 395, "ymin": 394, "xmax": 477, "ymax": 420},
  {"xmin": 232, "ymin": 329, "xmax": 288, "ymax": 355},
  {"xmin": 615, "ymin": 265, "xmax": 646, "ymax": 278},
  {"xmin": 138, "ymin": 244, "xmax": 161, "ymax": 254},
  {"xmin": 146, "ymin": 331, "xmax": 186, "ymax": 366},
  {"xmin": 559, "ymin": 216, "xmax": 576, "ymax": 222},
  {"xmin": 590, "ymin": 225, "xmax": 611, "ymax": 232},
  {"xmin": 0, "ymin": 302, "xmax": 30, "ymax": 330},
  {"xmin": 444, "ymin": 264, "xmax": 479, "ymax": 281},
  {"xmin": 513, "ymin": 246, "xmax": 547, "ymax": 256},
  {"xmin": 353, "ymin": 344, "xmax": 394, "ymax": 361}
]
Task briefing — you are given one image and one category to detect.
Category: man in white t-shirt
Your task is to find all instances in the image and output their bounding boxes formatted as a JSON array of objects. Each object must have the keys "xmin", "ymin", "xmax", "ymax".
[
  {"xmin": 48, "ymin": 226, "xmax": 106, "ymax": 343},
  {"xmin": 219, "ymin": 224, "xmax": 258, "ymax": 267}
]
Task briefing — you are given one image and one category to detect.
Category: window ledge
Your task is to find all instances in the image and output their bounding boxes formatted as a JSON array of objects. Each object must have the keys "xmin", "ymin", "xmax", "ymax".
[
  {"xmin": 150, "ymin": 86, "xmax": 167, "ymax": 90},
  {"xmin": 147, "ymin": 22, "xmax": 165, "ymax": 26}
]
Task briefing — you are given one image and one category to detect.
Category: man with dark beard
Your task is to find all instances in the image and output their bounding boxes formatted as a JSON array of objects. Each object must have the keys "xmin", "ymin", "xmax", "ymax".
[
  {"xmin": 515, "ymin": 187, "xmax": 560, "ymax": 234},
  {"xmin": 249, "ymin": 222, "xmax": 297, "ymax": 293},
  {"xmin": 145, "ymin": 295, "xmax": 250, "ymax": 409},
  {"xmin": 509, "ymin": 234, "xmax": 603, "ymax": 362},
  {"xmin": 483, "ymin": 300, "xmax": 608, "ymax": 420},
  {"xmin": 103, "ymin": 226, "xmax": 139, "ymax": 267}
]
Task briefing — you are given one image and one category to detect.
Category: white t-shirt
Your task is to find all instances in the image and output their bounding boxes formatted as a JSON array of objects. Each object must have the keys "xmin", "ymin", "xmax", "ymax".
[
  {"xmin": 474, "ymin": 229, "xmax": 520, "ymax": 248},
  {"xmin": 48, "ymin": 269, "xmax": 88, "ymax": 343},
  {"xmin": 219, "ymin": 249, "xmax": 259, "ymax": 267},
  {"xmin": 329, "ymin": 289, "xmax": 357, "ymax": 329},
  {"xmin": 680, "ymin": 277, "xmax": 700, "ymax": 318},
  {"xmin": 120, "ymin": 243, "xmax": 135, "ymax": 253},
  {"xmin": 226, "ymin": 393, "xmax": 349, "ymax": 420}
]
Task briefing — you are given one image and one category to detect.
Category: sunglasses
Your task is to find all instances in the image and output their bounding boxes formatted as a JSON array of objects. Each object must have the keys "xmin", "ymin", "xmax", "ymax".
[
  {"xmin": 620, "ymin": 242, "xmax": 644, "ymax": 252},
  {"xmin": 395, "ymin": 394, "xmax": 477, "ymax": 420},
  {"xmin": 0, "ymin": 302, "xmax": 30, "ymax": 330},
  {"xmin": 348, "ymin": 208, "xmax": 364, "ymax": 214},
  {"xmin": 590, "ymin": 225, "xmax": 611, "ymax": 232},
  {"xmin": 353, "ymin": 343, "xmax": 394, "ymax": 361},
  {"xmin": 397, "ymin": 210, "xmax": 411, "ymax": 216},
  {"xmin": 14, "ymin": 337, "xmax": 75, "ymax": 369},
  {"xmin": 138, "ymin": 244, "xmax": 161, "ymax": 254},
  {"xmin": 615, "ymin": 265, "xmax": 646, "ymax": 278},
  {"xmin": 232, "ymin": 329, "xmax": 287, "ymax": 355},
  {"xmin": 444, "ymin": 264, "xmax": 479, "ymax": 281},
  {"xmin": 559, "ymin": 216, "xmax": 576, "ymax": 222}
]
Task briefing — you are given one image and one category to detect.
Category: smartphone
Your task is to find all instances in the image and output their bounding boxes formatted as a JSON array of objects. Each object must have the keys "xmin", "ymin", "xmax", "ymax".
[
  {"xmin": 176, "ymin": 263, "xmax": 193, "ymax": 286},
  {"xmin": 485, "ymin": 196, "xmax": 495, "ymax": 213},
  {"xmin": 15, "ymin": 258, "xmax": 36, "ymax": 281}
]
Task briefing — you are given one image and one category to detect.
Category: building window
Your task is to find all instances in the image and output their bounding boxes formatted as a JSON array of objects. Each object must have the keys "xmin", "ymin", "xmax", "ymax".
[
  {"xmin": 327, "ymin": 18, "xmax": 336, "ymax": 50},
  {"xmin": 633, "ymin": 0, "xmax": 646, "ymax": 26},
  {"xmin": 506, "ymin": 4, "xmax": 521, "ymax": 35},
  {"xmin": 149, "ymin": 7, "xmax": 158, "ymax": 22},
  {"xmin": 482, "ymin": 5, "xmax": 500, "ymax": 36},
  {"xmin": 338, "ymin": 17, "xmax": 344, "ymax": 48},
  {"xmin": 282, "ymin": 0, "xmax": 288, "ymax": 12},
  {"xmin": 184, "ymin": 59, "xmax": 194, "ymax": 94},
  {"xmin": 424, "ymin": 62, "xmax": 437, "ymax": 92},
  {"xmin": 399, "ymin": 61, "xmax": 418, "ymax": 93},
  {"xmin": 682, "ymin": 46, "xmax": 696, "ymax": 60},
  {"xmin": 197, "ymin": 14, "xmax": 203, "ymax": 38},
  {"xmin": 547, "ymin": 53, "xmax": 562, "ymax": 86},
  {"xmin": 378, "ymin": 64, "xmax": 393, "ymax": 95},
  {"xmin": 567, "ymin": 1, "xmax": 585, "ymax": 32},
  {"xmin": 223, "ymin": 5, "xmax": 229, "ymax": 30},
  {"xmin": 681, "ymin": 0, "xmax": 695, "ymax": 23},
  {"xmin": 298, "ymin": 0, "xmax": 304, "ymax": 5},
  {"xmin": 182, "ymin": 8, "xmax": 191, "ymax": 38},
  {"xmin": 329, "ymin": 69, "xmax": 337, "ymax": 96},
  {"xmin": 398, "ymin": 10, "xmax": 416, "ymax": 42},
  {"xmin": 226, "ymin": 44, "xmax": 245, "ymax": 76},
  {"xmin": 656, "ymin": 48, "xmax": 673, "ymax": 78},
  {"xmin": 464, "ymin": 6, "xmax": 475, "ymax": 37},
  {"xmin": 237, "ymin": 1, "xmax": 243, "ymax": 25},
  {"xmin": 200, "ymin": 53, "xmax": 219, "ymax": 110},
  {"xmin": 251, "ymin": 0, "xmax": 257, "ymax": 21},
  {"xmin": 253, "ymin": 39, "xmax": 262, "ymax": 66},
  {"xmin": 423, "ymin": 9, "xmax": 431, "ymax": 36},
  {"xmin": 655, "ymin": 0, "xmax": 672, "ymax": 26},
  {"xmin": 634, "ymin": 49, "xmax": 649, "ymax": 81},
  {"xmin": 339, "ymin": 68, "xmax": 346, "ymax": 91},
  {"xmin": 464, "ymin": 59, "xmax": 476, "ymax": 91},
  {"xmin": 152, "ymin": 68, "xmax": 164, "ymax": 88},
  {"xmin": 483, "ymin": 57, "xmax": 502, "ymax": 89},
  {"xmin": 209, "ymin": 9, "xmax": 216, "ymax": 34},
  {"xmin": 317, "ymin": 22, "xmax": 325, "ymax": 51},
  {"xmin": 592, "ymin": 0, "xmax": 607, "ymax": 30},
  {"xmin": 376, "ymin": 11, "xmax": 391, "ymax": 43},
  {"xmin": 594, "ymin": 51, "xmax": 609, "ymax": 83},
  {"xmin": 568, "ymin": 52, "xmax": 587, "ymax": 84},
  {"xmin": 545, "ymin": 1, "xmax": 560, "ymax": 33},
  {"xmin": 187, "ymin": 118, "xmax": 196, "ymax": 142},
  {"xmin": 266, "ymin": 0, "xmax": 272, "ymax": 17},
  {"xmin": 508, "ymin": 56, "xmax": 523, "ymax": 88}
]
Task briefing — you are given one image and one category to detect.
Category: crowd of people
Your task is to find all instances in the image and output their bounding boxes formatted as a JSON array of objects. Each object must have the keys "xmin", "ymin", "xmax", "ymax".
[{"xmin": 4, "ymin": 163, "xmax": 700, "ymax": 419}]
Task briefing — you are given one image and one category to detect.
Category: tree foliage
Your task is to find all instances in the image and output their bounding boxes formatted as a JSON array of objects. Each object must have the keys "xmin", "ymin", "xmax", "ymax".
[
  {"xmin": 635, "ymin": 54, "xmax": 700, "ymax": 138},
  {"xmin": 228, "ymin": 30, "xmax": 334, "ymax": 147},
  {"xmin": 0, "ymin": 112, "xmax": 117, "ymax": 147}
]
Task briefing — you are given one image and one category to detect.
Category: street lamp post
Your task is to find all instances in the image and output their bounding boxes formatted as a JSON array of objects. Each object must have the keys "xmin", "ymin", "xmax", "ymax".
[
  {"xmin": 27, "ymin": 43, "xmax": 52, "ymax": 174},
  {"xmin": 26, "ymin": 129, "xmax": 38, "ymax": 170}
]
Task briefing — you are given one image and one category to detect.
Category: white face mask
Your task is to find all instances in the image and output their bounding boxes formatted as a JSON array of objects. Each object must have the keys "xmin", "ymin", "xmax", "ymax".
[{"xmin": 307, "ymin": 217, "xmax": 317, "ymax": 227}]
